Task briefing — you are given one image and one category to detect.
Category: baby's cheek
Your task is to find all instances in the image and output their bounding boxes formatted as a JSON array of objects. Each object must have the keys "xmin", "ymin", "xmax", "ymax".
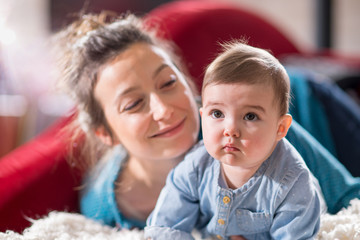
[
  {"xmin": 203, "ymin": 137, "xmax": 217, "ymax": 156},
  {"xmin": 240, "ymin": 139, "xmax": 252, "ymax": 149},
  {"xmin": 202, "ymin": 124, "xmax": 218, "ymax": 143},
  {"xmin": 203, "ymin": 137, "xmax": 222, "ymax": 161},
  {"xmin": 240, "ymin": 139, "xmax": 261, "ymax": 156}
]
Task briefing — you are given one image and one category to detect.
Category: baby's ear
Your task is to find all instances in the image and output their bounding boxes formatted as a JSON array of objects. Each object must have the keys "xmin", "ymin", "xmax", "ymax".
[
  {"xmin": 199, "ymin": 107, "xmax": 203, "ymax": 117},
  {"xmin": 276, "ymin": 114, "xmax": 292, "ymax": 141},
  {"xmin": 95, "ymin": 125, "xmax": 119, "ymax": 146}
]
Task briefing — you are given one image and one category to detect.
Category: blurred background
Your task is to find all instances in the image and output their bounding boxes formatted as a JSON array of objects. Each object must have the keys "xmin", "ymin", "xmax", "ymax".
[{"xmin": 0, "ymin": 0, "xmax": 359, "ymax": 157}]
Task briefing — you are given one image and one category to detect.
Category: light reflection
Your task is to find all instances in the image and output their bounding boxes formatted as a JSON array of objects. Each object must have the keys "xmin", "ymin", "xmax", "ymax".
[{"xmin": 0, "ymin": 27, "xmax": 16, "ymax": 45}]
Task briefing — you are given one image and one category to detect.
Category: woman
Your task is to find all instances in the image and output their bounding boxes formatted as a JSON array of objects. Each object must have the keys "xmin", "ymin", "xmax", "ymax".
[{"xmin": 53, "ymin": 12, "xmax": 360, "ymax": 230}]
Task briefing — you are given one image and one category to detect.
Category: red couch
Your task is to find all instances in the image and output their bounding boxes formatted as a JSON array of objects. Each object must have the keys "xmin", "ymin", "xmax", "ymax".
[
  {"xmin": 0, "ymin": 116, "xmax": 81, "ymax": 232},
  {"xmin": 1, "ymin": 0, "xmax": 359, "ymax": 233},
  {"xmin": 145, "ymin": 0, "xmax": 301, "ymax": 90}
]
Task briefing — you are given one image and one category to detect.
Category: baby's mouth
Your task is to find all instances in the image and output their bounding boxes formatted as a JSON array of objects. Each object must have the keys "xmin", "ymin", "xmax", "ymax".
[{"xmin": 223, "ymin": 143, "xmax": 240, "ymax": 152}]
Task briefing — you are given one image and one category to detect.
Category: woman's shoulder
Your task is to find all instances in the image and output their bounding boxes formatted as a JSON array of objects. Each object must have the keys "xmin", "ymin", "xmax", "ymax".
[
  {"xmin": 83, "ymin": 145, "xmax": 127, "ymax": 188},
  {"xmin": 79, "ymin": 145, "xmax": 127, "ymax": 225}
]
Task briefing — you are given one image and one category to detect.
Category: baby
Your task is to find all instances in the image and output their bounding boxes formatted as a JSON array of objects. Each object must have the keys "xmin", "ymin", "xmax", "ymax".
[{"xmin": 145, "ymin": 41, "xmax": 323, "ymax": 239}]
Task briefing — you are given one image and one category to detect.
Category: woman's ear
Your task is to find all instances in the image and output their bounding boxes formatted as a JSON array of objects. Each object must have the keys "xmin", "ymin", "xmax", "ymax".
[
  {"xmin": 95, "ymin": 125, "xmax": 119, "ymax": 146},
  {"xmin": 276, "ymin": 114, "xmax": 292, "ymax": 141}
]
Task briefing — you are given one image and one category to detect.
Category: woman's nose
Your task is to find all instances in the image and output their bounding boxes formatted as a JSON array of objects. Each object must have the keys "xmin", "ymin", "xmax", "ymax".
[{"xmin": 150, "ymin": 94, "xmax": 173, "ymax": 121}]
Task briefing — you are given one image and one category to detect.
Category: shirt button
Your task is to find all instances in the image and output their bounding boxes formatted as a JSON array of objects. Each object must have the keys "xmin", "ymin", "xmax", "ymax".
[
  {"xmin": 217, "ymin": 219, "xmax": 225, "ymax": 225},
  {"xmin": 216, "ymin": 235, "xmax": 223, "ymax": 239},
  {"xmin": 223, "ymin": 196, "xmax": 231, "ymax": 204}
]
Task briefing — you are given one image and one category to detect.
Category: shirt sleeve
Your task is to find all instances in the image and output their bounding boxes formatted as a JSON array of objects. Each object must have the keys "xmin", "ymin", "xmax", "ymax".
[
  {"xmin": 270, "ymin": 169, "xmax": 321, "ymax": 239},
  {"xmin": 145, "ymin": 158, "xmax": 200, "ymax": 240},
  {"xmin": 287, "ymin": 120, "xmax": 360, "ymax": 214}
]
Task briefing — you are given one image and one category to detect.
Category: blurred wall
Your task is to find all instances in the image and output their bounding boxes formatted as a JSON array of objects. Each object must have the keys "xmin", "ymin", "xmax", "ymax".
[
  {"xmin": 226, "ymin": 0, "xmax": 360, "ymax": 56},
  {"xmin": 0, "ymin": 0, "xmax": 359, "ymax": 155},
  {"xmin": 50, "ymin": 0, "xmax": 170, "ymax": 31},
  {"xmin": 333, "ymin": 0, "xmax": 360, "ymax": 56}
]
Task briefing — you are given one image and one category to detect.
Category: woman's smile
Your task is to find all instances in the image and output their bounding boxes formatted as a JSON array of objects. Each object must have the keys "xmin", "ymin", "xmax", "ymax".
[{"xmin": 150, "ymin": 117, "xmax": 186, "ymax": 138}]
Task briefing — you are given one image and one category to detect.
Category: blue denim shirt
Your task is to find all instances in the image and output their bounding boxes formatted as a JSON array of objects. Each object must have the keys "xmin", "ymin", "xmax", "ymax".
[{"xmin": 145, "ymin": 139, "xmax": 322, "ymax": 240}]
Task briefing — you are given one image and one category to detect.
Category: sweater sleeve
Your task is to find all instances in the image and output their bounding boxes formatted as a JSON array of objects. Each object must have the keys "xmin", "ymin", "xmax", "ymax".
[{"xmin": 80, "ymin": 146, "xmax": 146, "ymax": 229}]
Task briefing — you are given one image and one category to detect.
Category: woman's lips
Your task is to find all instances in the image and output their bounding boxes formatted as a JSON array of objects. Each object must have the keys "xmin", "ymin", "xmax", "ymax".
[{"xmin": 150, "ymin": 118, "xmax": 186, "ymax": 138}]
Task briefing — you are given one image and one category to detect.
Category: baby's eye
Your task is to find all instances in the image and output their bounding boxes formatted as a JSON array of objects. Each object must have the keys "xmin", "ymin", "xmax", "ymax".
[
  {"xmin": 124, "ymin": 99, "xmax": 143, "ymax": 111},
  {"xmin": 211, "ymin": 110, "xmax": 224, "ymax": 119},
  {"xmin": 244, "ymin": 112, "xmax": 258, "ymax": 121}
]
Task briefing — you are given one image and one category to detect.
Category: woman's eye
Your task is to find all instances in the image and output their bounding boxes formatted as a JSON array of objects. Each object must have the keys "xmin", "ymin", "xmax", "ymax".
[
  {"xmin": 124, "ymin": 99, "xmax": 143, "ymax": 111},
  {"xmin": 244, "ymin": 112, "xmax": 258, "ymax": 121},
  {"xmin": 211, "ymin": 110, "xmax": 224, "ymax": 119},
  {"xmin": 161, "ymin": 75, "xmax": 177, "ymax": 89}
]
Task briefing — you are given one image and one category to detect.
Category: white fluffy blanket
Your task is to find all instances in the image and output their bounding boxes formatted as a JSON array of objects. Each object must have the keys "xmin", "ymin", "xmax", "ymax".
[{"xmin": 1, "ymin": 199, "xmax": 360, "ymax": 240}]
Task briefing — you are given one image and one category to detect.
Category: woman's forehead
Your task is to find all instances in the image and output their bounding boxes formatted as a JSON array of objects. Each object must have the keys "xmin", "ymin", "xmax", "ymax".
[
  {"xmin": 98, "ymin": 44, "xmax": 165, "ymax": 77},
  {"xmin": 95, "ymin": 43, "xmax": 176, "ymax": 94},
  {"xmin": 119, "ymin": 43, "xmax": 171, "ymax": 64}
]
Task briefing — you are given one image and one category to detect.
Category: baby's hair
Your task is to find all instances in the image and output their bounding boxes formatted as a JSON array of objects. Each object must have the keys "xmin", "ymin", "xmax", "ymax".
[{"xmin": 203, "ymin": 40, "xmax": 290, "ymax": 116}]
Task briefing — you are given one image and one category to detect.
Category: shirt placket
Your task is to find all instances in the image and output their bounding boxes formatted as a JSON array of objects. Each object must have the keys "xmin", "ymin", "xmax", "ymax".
[{"xmin": 215, "ymin": 189, "xmax": 233, "ymax": 240}]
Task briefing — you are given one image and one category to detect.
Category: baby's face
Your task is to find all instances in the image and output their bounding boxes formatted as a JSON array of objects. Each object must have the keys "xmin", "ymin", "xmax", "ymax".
[{"xmin": 200, "ymin": 82, "xmax": 283, "ymax": 169}]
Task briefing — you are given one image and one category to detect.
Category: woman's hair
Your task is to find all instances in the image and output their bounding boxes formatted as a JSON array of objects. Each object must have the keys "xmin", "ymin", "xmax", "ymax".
[
  {"xmin": 52, "ymin": 12, "xmax": 194, "ymax": 169},
  {"xmin": 203, "ymin": 40, "xmax": 290, "ymax": 116}
]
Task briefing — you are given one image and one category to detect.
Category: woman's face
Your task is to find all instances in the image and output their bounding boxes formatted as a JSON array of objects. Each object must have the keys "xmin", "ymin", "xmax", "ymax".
[{"xmin": 94, "ymin": 43, "xmax": 200, "ymax": 162}]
